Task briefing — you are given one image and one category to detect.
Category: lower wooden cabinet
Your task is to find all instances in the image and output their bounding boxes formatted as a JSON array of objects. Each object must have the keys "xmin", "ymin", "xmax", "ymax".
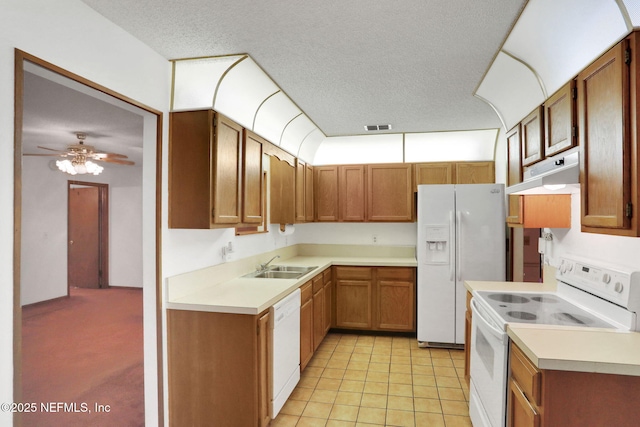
[
  {"xmin": 301, "ymin": 268, "xmax": 333, "ymax": 372},
  {"xmin": 167, "ymin": 308, "xmax": 271, "ymax": 427},
  {"xmin": 300, "ymin": 281, "xmax": 314, "ymax": 371},
  {"xmin": 334, "ymin": 266, "xmax": 416, "ymax": 332},
  {"xmin": 507, "ymin": 342, "xmax": 640, "ymax": 427}
]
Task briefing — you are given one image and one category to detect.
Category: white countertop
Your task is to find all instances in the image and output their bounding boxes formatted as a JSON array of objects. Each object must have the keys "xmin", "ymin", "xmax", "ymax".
[
  {"xmin": 464, "ymin": 279, "xmax": 640, "ymax": 377},
  {"xmin": 166, "ymin": 255, "xmax": 417, "ymax": 315}
]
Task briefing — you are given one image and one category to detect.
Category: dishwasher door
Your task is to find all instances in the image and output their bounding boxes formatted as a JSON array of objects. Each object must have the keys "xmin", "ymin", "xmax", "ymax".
[{"xmin": 270, "ymin": 288, "xmax": 301, "ymax": 418}]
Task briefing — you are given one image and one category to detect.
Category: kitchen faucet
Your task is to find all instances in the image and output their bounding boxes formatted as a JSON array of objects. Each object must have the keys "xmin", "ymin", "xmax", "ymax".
[{"xmin": 258, "ymin": 255, "xmax": 280, "ymax": 271}]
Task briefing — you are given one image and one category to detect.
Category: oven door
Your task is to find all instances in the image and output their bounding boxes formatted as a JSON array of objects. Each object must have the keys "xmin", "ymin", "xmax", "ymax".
[{"xmin": 469, "ymin": 297, "xmax": 509, "ymax": 427}]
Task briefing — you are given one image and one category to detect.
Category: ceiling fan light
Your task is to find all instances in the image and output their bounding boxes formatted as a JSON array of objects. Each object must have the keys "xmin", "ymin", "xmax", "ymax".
[
  {"xmin": 56, "ymin": 159, "xmax": 77, "ymax": 175},
  {"xmin": 85, "ymin": 160, "xmax": 104, "ymax": 175},
  {"xmin": 55, "ymin": 158, "xmax": 103, "ymax": 175}
]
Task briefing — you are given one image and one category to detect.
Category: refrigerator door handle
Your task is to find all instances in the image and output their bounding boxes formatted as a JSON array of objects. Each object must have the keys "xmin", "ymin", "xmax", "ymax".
[
  {"xmin": 449, "ymin": 211, "xmax": 455, "ymax": 281},
  {"xmin": 456, "ymin": 210, "xmax": 462, "ymax": 282}
]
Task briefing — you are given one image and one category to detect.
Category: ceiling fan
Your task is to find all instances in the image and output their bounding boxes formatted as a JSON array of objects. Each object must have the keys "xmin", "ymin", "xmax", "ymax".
[{"xmin": 24, "ymin": 132, "xmax": 134, "ymax": 175}]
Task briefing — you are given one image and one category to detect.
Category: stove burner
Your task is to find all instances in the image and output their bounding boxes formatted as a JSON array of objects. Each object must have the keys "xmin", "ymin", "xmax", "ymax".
[
  {"xmin": 507, "ymin": 311, "xmax": 537, "ymax": 321},
  {"xmin": 552, "ymin": 312, "xmax": 592, "ymax": 325},
  {"xmin": 531, "ymin": 296, "xmax": 559, "ymax": 303},
  {"xmin": 488, "ymin": 294, "xmax": 530, "ymax": 303}
]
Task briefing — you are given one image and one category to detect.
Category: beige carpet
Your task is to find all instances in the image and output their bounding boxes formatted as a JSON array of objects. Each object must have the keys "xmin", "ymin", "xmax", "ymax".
[{"xmin": 21, "ymin": 287, "xmax": 144, "ymax": 426}]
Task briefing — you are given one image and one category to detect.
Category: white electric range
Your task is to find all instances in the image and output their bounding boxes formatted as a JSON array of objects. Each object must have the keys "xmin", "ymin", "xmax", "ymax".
[{"xmin": 468, "ymin": 255, "xmax": 640, "ymax": 427}]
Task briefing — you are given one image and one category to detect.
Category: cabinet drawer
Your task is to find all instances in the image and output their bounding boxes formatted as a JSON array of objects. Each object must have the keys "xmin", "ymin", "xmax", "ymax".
[
  {"xmin": 376, "ymin": 267, "xmax": 414, "ymax": 281},
  {"xmin": 312, "ymin": 274, "xmax": 324, "ymax": 293},
  {"xmin": 323, "ymin": 268, "xmax": 332, "ymax": 284},
  {"xmin": 300, "ymin": 281, "xmax": 313, "ymax": 304},
  {"xmin": 334, "ymin": 266, "xmax": 373, "ymax": 280},
  {"xmin": 510, "ymin": 344, "xmax": 541, "ymax": 404}
]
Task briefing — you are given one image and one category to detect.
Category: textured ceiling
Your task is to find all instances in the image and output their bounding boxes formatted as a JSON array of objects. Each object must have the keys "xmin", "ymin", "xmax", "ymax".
[{"xmin": 80, "ymin": 0, "xmax": 526, "ymax": 136}]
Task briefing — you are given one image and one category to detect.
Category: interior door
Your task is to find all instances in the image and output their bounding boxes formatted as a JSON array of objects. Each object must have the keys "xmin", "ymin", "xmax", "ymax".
[{"xmin": 68, "ymin": 186, "xmax": 100, "ymax": 288}]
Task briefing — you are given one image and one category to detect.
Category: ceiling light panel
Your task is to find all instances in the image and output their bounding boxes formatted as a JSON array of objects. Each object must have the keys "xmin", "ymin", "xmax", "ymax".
[
  {"xmin": 621, "ymin": 0, "xmax": 640, "ymax": 26},
  {"xmin": 214, "ymin": 57, "xmax": 280, "ymax": 129},
  {"xmin": 253, "ymin": 91, "xmax": 302, "ymax": 145},
  {"xmin": 279, "ymin": 115, "xmax": 316, "ymax": 156},
  {"xmin": 172, "ymin": 56, "xmax": 245, "ymax": 111},
  {"xmin": 503, "ymin": 0, "xmax": 628, "ymax": 98},
  {"xmin": 313, "ymin": 134, "xmax": 404, "ymax": 165},
  {"xmin": 404, "ymin": 129, "xmax": 498, "ymax": 162},
  {"xmin": 475, "ymin": 51, "xmax": 545, "ymax": 131},
  {"xmin": 297, "ymin": 130, "xmax": 325, "ymax": 163}
]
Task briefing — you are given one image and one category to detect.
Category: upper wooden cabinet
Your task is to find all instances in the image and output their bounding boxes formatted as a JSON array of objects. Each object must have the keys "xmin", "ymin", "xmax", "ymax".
[
  {"xmin": 578, "ymin": 35, "xmax": 637, "ymax": 236},
  {"xmin": 367, "ymin": 163, "xmax": 413, "ymax": 221},
  {"xmin": 521, "ymin": 106, "xmax": 544, "ymax": 166},
  {"xmin": 508, "ymin": 195, "xmax": 571, "ymax": 228},
  {"xmin": 414, "ymin": 161, "xmax": 494, "ymax": 189},
  {"xmin": 544, "ymin": 81, "xmax": 577, "ymax": 157},
  {"xmin": 339, "ymin": 165, "xmax": 366, "ymax": 221},
  {"xmin": 270, "ymin": 156, "xmax": 295, "ymax": 225},
  {"xmin": 414, "ymin": 162, "xmax": 455, "ymax": 187},
  {"xmin": 455, "ymin": 161, "xmax": 495, "ymax": 184},
  {"xmin": 169, "ymin": 110, "xmax": 244, "ymax": 229},
  {"xmin": 314, "ymin": 166, "xmax": 339, "ymax": 221},
  {"xmin": 242, "ymin": 131, "xmax": 264, "ymax": 224},
  {"xmin": 305, "ymin": 163, "xmax": 314, "ymax": 222},
  {"xmin": 295, "ymin": 160, "xmax": 315, "ymax": 223}
]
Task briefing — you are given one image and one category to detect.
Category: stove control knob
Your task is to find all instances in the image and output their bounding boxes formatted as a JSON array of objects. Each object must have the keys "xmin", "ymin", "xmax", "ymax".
[
  {"xmin": 614, "ymin": 282, "xmax": 624, "ymax": 293},
  {"xmin": 602, "ymin": 273, "xmax": 611, "ymax": 284}
]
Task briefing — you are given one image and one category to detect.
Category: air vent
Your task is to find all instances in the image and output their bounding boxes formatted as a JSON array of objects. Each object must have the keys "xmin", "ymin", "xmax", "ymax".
[{"xmin": 364, "ymin": 124, "xmax": 392, "ymax": 131}]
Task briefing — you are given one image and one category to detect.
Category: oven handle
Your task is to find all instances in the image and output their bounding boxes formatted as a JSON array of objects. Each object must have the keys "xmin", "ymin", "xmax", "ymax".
[{"xmin": 470, "ymin": 297, "xmax": 506, "ymax": 342}]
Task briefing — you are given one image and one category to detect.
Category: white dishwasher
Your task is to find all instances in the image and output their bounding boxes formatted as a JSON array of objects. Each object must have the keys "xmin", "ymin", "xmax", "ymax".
[{"xmin": 270, "ymin": 288, "xmax": 300, "ymax": 418}]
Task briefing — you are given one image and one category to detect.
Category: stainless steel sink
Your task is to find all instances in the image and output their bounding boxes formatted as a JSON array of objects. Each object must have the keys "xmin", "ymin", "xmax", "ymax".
[{"xmin": 242, "ymin": 265, "xmax": 317, "ymax": 279}]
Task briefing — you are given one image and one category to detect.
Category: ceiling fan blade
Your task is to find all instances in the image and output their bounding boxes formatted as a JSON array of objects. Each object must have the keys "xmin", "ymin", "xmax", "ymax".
[
  {"xmin": 97, "ymin": 158, "xmax": 135, "ymax": 165},
  {"xmin": 36, "ymin": 145, "xmax": 68, "ymax": 153},
  {"xmin": 23, "ymin": 153, "xmax": 67, "ymax": 157},
  {"xmin": 93, "ymin": 152, "xmax": 129, "ymax": 159}
]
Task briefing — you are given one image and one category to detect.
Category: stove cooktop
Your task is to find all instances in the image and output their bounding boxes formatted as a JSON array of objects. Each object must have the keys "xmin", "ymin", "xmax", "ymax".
[{"xmin": 476, "ymin": 291, "xmax": 616, "ymax": 329}]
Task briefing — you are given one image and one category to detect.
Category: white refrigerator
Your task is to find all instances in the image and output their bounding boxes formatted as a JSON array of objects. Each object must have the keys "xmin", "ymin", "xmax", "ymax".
[{"xmin": 417, "ymin": 184, "xmax": 505, "ymax": 346}]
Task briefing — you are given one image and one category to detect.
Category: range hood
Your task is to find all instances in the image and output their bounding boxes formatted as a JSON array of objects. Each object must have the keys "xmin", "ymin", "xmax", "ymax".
[{"xmin": 507, "ymin": 150, "xmax": 579, "ymax": 195}]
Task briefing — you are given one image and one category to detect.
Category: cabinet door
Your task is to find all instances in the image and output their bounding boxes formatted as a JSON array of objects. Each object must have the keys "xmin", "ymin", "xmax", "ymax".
[
  {"xmin": 243, "ymin": 130, "xmax": 264, "ymax": 224},
  {"xmin": 313, "ymin": 287, "xmax": 324, "ymax": 350},
  {"xmin": 376, "ymin": 268, "xmax": 415, "ymax": 331},
  {"xmin": 367, "ymin": 164, "xmax": 413, "ymax": 221},
  {"xmin": 508, "ymin": 379, "xmax": 540, "ymax": 427},
  {"xmin": 300, "ymin": 288, "xmax": 314, "ymax": 371},
  {"xmin": 544, "ymin": 81, "xmax": 576, "ymax": 157},
  {"xmin": 212, "ymin": 113, "xmax": 243, "ymax": 224},
  {"xmin": 257, "ymin": 311, "xmax": 271, "ymax": 427},
  {"xmin": 464, "ymin": 292, "xmax": 472, "ymax": 387},
  {"xmin": 295, "ymin": 160, "xmax": 306, "ymax": 222},
  {"xmin": 315, "ymin": 166, "xmax": 339, "ymax": 221},
  {"xmin": 521, "ymin": 107, "xmax": 544, "ymax": 167},
  {"xmin": 578, "ymin": 39, "xmax": 632, "ymax": 231},
  {"xmin": 506, "ymin": 125, "xmax": 524, "ymax": 225},
  {"xmin": 305, "ymin": 164, "xmax": 314, "ymax": 222},
  {"xmin": 339, "ymin": 164, "xmax": 366, "ymax": 221},
  {"xmin": 455, "ymin": 162, "xmax": 495, "ymax": 184},
  {"xmin": 414, "ymin": 162, "xmax": 454, "ymax": 189},
  {"xmin": 323, "ymin": 270, "xmax": 333, "ymax": 334},
  {"xmin": 335, "ymin": 279, "xmax": 372, "ymax": 329},
  {"xmin": 270, "ymin": 157, "xmax": 296, "ymax": 224}
]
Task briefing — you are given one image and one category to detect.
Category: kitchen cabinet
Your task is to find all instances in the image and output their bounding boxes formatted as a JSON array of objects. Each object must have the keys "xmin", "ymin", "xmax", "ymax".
[
  {"xmin": 339, "ymin": 164, "xmax": 367, "ymax": 221},
  {"xmin": 300, "ymin": 281, "xmax": 313, "ymax": 371},
  {"xmin": 508, "ymin": 195, "xmax": 571, "ymax": 228},
  {"xmin": 312, "ymin": 273, "xmax": 324, "ymax": 350},
  {"xmin": 544, "ymin": 80, "xmax": 576, "ymax": 157},
  {"xmin": 295, "ymin": 160, "xmax": 315, "ymax": 223},
  {"xmin": 243, "ymin": 130, "xmax": 265, "ymax": 224},
  {"xmin": 578, "ymin": 34, "xmax": 639, "ymax": 236},
  {"xmin": 521, "ymin": 106, "xmax": 544, "ymax": 167},
  {"xmin": 334, "ymin": 266, "xmax": 416, "ymax": 332},
  {"xmin": 270, "ymin": 156, "xmax": 295, "ymax": 225},
  {"xmin": 169, "ymin": 110, "xmax": 244, "ymax": 228},
  {"xmin": 314, "ymin": 166, "xmax": 339, "ymax": 221},
  {"xmin": 455, "ymin": 161, "xmax": 495, "ymax": 184},
  {"xmin": 507, "ymin": 342, "xmax": 640, "ymax": 427},
  {"xmin": 167, "ymin": 308, "xmax": 271, "ymax": 427},
  {"xmin": 414, "ymin": 162, "xmax": 455, "ymax": 187},
  {"xmin": 367, "ymin": 163, "xmax": 413, "ymax": 221},
  {"xmin": 323, "ymin": 268, "xmax": 332, "ymax": 335}
]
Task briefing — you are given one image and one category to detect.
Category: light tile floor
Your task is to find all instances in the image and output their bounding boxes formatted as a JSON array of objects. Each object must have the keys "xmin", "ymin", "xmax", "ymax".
[{"xmin": 272, "ymin": 333, "xmax": 471, "ymax": 427}]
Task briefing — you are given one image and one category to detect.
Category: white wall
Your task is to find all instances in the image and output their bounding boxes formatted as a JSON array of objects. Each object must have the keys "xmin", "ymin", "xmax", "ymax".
[
  {"xmin": 0, "ymin": 0, "xmax": 170, "ymax": 425},
  {"xmin": 293, "ymin": 222, "xmax": 417, "ymax": 247},
  {"xmin": 546, "ymin": 191, "xmax": 640, "ymax": 269}
]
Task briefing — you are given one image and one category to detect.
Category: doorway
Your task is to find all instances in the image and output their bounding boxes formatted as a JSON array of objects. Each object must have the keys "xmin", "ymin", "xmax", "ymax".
[
  {"xmin": 13, "ymin": 50, "xmax": 164, "ymax": 426},
  {"xmin": 68, "ymin": 182, "xmax": 109, "ymax": 290}
]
